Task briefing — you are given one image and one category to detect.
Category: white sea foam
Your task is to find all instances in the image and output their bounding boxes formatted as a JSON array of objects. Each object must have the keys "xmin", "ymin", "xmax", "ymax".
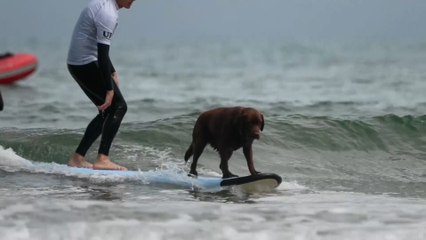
[
  {"xmin": 0, "ymin": 192, "xmax": 426, "ymax": 240},
  {"xmin": 0, "ymin": 145, "xmax": 33, "ymax": 172},
  {"xmin": 278, "ymin": 180, "xmax": 308, "ymax": 191}
]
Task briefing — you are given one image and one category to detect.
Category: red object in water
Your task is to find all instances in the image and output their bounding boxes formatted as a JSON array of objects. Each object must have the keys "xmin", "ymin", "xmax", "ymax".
[{"xmin": 0, "ymin": 53, "xmax": 38, "ymax": 84}]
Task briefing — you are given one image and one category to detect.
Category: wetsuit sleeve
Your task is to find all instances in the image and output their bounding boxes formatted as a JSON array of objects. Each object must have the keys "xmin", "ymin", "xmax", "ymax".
[
  {"xmin": 97, "ymin": 43, "xmax": 114, "ymax": 91},
  {"xmin": 109, "ymin": 58, "xmax": 116, "ymax": 74}
]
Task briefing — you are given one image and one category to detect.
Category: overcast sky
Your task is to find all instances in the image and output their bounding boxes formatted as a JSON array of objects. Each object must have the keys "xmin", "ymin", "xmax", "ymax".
[{"xmin": 1, "ymin": 0, "xmax": 426, "ymax": 43}]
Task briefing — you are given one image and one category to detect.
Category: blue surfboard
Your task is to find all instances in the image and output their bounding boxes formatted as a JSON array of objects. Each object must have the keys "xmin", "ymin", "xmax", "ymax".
[{"xmin": 41, "ymin": 164, "xmax": 282, "ymax": 192}]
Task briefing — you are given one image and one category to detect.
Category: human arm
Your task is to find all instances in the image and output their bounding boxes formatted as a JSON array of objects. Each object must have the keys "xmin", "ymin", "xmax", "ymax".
[
  {"xmin": 97, "ymin": 43, "xmax": 114, "ymax": 111},
  {"xmin": 112, "ymin": 72, "xmax": 119, "ymax": 85},
  {"xmin": 95, "ymin": 7, "xmax": 119, "ymax": 111}
]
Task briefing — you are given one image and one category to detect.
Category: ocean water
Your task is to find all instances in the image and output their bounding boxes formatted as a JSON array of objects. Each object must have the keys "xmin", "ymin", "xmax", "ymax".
[{"xmin": 1, "ymin": 39, "xmax": 426, "ymax": 239}]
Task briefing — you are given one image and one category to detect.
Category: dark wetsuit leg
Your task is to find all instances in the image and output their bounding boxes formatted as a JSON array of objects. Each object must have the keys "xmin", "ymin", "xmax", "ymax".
[
  {"xmin": 0, "ymin": 90, "xmax": 3, "ymax": 111},
  {"xmin": 68, "ymin": 62, "xmax": 127, "ymax": 156}
]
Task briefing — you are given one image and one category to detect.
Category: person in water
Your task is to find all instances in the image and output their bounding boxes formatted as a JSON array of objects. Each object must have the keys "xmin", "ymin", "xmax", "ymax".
[{"xmin": 66, "ymin": 0, "xmax": 135, "ymax": 170}]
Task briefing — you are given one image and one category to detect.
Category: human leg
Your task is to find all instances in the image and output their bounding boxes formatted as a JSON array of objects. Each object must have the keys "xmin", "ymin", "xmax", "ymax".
[
  {"xmin": 93, "ymin": 81, "xmax": 128, "ymax": 170},
  {"xmin": 67, "ymin": 63, "xmax": 106, "ymax": 168},
  {"xmin": 0, "ymin": 90, "xmax": 3, "ymax": 111},
  {"xmin": 97, "ymin": 83, "xmax": 127, "ymax": 156},
  {"xmin": 68, "ymin": 63, "xmax": 128, "ymax": 170}
]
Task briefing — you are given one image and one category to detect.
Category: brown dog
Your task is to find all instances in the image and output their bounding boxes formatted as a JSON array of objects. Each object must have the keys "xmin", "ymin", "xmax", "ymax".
[{"xmin": 184, "ymin": 107, "xmax": 264, "ymax": 178}]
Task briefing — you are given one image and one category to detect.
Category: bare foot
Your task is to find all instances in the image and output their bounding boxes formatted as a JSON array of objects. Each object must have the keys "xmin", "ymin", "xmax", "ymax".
[
  {"xmin": 93, "ymin": 154, "xmax": 127, "ymax": 171},
  {"xmin": 68, "ymin": 153, "xmax": 93, "ymax": 168}
]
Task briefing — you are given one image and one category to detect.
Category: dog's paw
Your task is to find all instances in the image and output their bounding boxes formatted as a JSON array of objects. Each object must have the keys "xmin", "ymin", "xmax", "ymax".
[
  {"xmin": 222, "ymin": 173, "xmax": 239, "ymax": 179},
  {"xmin": 187, "ymin": 173, "xmax": 198, "ymax": 178},
  {"xmin": 188, "ymin": 170, "xmax": 198, "ymax": 178}
]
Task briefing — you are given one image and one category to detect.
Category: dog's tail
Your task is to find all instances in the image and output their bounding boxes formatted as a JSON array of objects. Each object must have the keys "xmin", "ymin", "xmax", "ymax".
[{"xmin": 184, "ymin": 144, "xmax": 193, "ymax": 162}]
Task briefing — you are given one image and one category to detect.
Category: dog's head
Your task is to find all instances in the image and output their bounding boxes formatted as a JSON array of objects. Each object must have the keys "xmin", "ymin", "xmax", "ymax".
[{"xmin": 236, "ymin": 108, "xmax": 264, "ymax": 140}]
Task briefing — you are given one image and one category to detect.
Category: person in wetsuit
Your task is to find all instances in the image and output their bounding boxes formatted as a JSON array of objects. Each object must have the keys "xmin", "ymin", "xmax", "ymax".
[{"xmin": 67, "ymin": 0, "xmax": 135, "ymax": 170}]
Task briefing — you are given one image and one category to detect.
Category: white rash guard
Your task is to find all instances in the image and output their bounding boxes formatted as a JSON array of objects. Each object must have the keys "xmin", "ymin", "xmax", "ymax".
[{"xmin": 67, "ymin": 0, "xmax": 119, "ymax": 65}]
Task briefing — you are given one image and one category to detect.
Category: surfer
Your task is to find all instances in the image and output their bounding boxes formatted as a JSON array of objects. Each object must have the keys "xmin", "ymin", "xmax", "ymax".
[{"xmin": 66, "ymin": 0, "xmax": 135, "ymax": 170}]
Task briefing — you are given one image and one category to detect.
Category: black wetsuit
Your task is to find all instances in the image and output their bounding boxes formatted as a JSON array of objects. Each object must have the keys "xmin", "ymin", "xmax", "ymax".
[{"xmin": 67, "ymin": 43, "xmax": 127, "ymax": 156}]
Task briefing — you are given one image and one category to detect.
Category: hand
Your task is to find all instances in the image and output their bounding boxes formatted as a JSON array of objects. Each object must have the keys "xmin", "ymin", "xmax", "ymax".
[
  {"xmin": 111, "ymin": 72, "xmax": 119, "ymax": 86},
  {"xmin": 98, "ymin": 90, "xmax": 114, "ymax": 111}
]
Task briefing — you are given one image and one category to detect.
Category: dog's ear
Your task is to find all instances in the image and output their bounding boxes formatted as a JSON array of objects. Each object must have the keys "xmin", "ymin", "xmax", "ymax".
[{"xmin": 260, "ymin": 114, "xmax": 264, "ymax": 131}]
